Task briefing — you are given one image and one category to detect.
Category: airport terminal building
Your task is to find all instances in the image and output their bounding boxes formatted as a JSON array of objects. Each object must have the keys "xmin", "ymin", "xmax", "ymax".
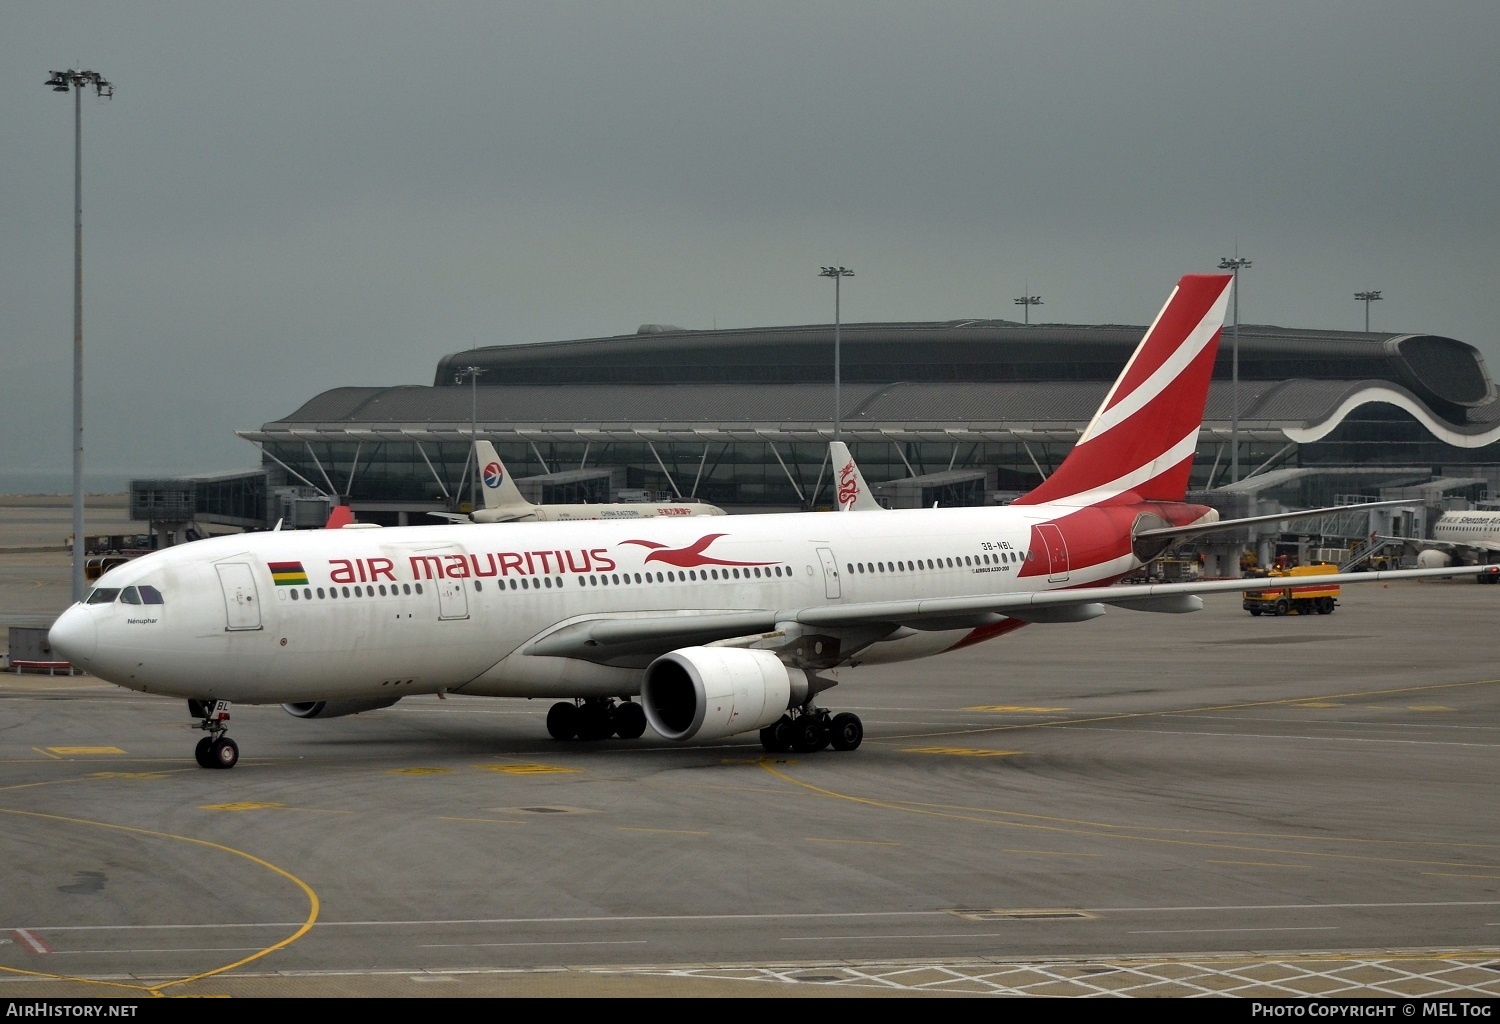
[{"xmin": 219, "ymin": 316, "xmax": 1499, "ymax": 538}]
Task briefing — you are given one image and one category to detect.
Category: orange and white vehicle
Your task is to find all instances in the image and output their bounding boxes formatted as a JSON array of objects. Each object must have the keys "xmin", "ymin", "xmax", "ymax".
[{"xmin": 1242, "ymin": 564, "xmax": 1341, "ymax": 616}]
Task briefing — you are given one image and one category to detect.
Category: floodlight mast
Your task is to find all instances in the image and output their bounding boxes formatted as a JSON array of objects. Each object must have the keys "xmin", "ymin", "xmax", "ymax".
[
  {"xmin": 46, "ymin": 70, "xmax": 113, "ymax": 604},
  {"xmin": 1355, "ymin": 290, "xmax": 1383, "ymax": 332},
  {"xmin": 1218, "ymin": 255, "xmax": 1251, "ymax": 484},
  {"xmin": 819, "ymin": 267, "xmax": 854, "ymax": 442}
]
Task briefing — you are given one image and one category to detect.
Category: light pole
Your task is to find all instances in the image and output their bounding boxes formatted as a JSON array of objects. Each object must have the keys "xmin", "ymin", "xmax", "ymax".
[
  {"xmin": 46, "ymin": 69, "xmax": 113, "ymax": 604},
  {"xmin": 1355, "ymin": 290, "xmax": 1382, "ymax": 332},
  {"xmin": 819, "ymin": 267, "xmax": 854, "ymax": 441},
  {"xmin": 1015, "ymin": 293, "xmax": 1042, "ymax": 324},
  {"xmin": 454, "ymin": 365, "xmax": 484, "ymax": 511},
  {"xmin": 1218, "ymin": 256, "xmax": 1251, "ymax": 484}
]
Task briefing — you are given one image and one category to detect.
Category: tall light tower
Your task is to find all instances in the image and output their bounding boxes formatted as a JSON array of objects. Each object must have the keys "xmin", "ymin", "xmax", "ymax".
[
  {"xmin": 46, "ymin": 69, "xmax": 114, "ymax": 604},
  {"xmin": 1355, "ymin": 290, "xmax": 1383, "ymax": 332},
  {"xmin": 819, "ymin": 266, "xmax": 854, "ymax": 441},
  {"xmin": 454, "ymin": 365, "xmax": 485, "ymax": 511},
  {"xmin": 1218, "ymin": 255, "xmax": 1251, "ymax": 484},
  {"xmin": 1014, "ymin": 292, "xmax": 1042, "ymax": 324}
]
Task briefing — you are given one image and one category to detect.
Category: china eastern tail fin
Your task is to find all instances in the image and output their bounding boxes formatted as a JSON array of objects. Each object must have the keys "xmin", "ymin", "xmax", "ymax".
[
  {"xmin": 1013, "ymin": 273, "xmax": 1232, "ymax": 507},
  {"xmin": 475, "ymin": 441, "xmax": 531, "ymax": 511}
]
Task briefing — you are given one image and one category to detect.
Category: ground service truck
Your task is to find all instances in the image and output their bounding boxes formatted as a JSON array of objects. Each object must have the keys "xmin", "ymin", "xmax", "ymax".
[{"xmin": 1243, "ymin": 564, "xmax": 1341, "ymax": 616}]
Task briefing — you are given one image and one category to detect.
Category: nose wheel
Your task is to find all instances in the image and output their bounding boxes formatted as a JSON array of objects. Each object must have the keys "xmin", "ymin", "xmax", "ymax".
[{"xmin": 189, "ymin": 699, "xmax": 240, "ymax": 769}]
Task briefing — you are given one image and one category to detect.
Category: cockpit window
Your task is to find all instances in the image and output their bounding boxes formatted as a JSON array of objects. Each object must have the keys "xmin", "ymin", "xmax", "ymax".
[
  {"xmin": 138, "ymin": 585, "xmax": 164, "ymax": 605},
  {"xmin": 86, "ymin": 588, "xmax": 121, "ymax": 605},
  {"xmin": 120, "ymin": 587, "xmax": 142, "ymax": 605}
]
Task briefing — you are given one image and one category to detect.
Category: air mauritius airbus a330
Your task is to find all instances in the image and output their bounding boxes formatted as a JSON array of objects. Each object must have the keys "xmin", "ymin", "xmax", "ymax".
[{"xmin": 48, "ymin": 275, "xmax": 1496, "ymax": 768}]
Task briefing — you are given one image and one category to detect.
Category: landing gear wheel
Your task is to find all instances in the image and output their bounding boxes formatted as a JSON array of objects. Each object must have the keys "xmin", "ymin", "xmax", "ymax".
[
  {"xmin": 614, "ymin": 701, "xmax": 648, "ymax": 740},
  {"xmin": 546, "ymin": 701, "xmax": 579, "ymax": 741},
  {"xmin": 575, "ymin": 701, "xmax": 616, "ymax": 741},
  {"xmin": 760, "ymin": 716, "xmax": 793, "ymax": 753},
  {"xmin": 209, "ymin": 737, "xmax": 239, "ymax": 769},
  {"xmin": 829, "ymin": 712, "xmax": 864, "ymax": 751},
  {"xmin": 194, "ymin": 736, "xmax": 215, "ymax": 768},
  {"xmin": 791, "ymin": 715, "xmax": 827, "ymax": 753}
]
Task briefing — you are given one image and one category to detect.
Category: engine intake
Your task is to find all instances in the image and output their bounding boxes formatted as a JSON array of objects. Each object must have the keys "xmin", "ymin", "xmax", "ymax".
[
  {"xmin": 282, "ymin": 697, "xmax": 402, "ymax": 719},
  {"xmin": 642, "ymin": 647, "xmax": 813, "ymax": 742}
]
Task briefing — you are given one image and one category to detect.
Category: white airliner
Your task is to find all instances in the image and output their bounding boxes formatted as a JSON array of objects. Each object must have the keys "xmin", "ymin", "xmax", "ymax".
[
  {"xmin": 439, "ymin": 441, "xmax": 725, "ymax": 523},
  {"xmin": 48, "ymin": 275, "xmax": 1497, "ymax": 769},
  {"xmin": 1392, "ymin": 510, "xmax": 1500, "ymax": 583}
]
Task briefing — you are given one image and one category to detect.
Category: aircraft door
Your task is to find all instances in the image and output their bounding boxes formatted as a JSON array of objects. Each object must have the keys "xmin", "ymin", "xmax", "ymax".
[
  {"xmin": 816, "ymin": 547, "xmax": 842, "ymax": 599},
  {"xmin": 1036, "ymin": 524, "xmax": 1071, "ymax": 583},
  {"xmin": 437, "ymin": 577, "xmax": 469, "ymax": 620},
  {"xmin": 215, "ymin": 562, "xmax": 263, "ymax": 631}
]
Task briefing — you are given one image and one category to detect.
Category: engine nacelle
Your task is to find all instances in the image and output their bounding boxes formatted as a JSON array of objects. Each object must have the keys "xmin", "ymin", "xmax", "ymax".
[
  {"xmin": 1416, "ymin": 549, "xmax": 1454, "ymax": 569},
  {"xmin": 642, "ymin": 647, "xmax": 812, "ymax": 742},
  {"xmin": 282, "ymin": 696, "xmax": 402, "ymax": 719}
]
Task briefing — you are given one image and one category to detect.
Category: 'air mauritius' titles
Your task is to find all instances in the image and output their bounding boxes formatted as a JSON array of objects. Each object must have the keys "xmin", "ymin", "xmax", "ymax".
[
  {"xmin": 319, "ymin": 534, "xmax": 777, "ymax": 584},
  {"xmin": 327, "ymin": 547, "xmax": 617, "ymax": 584}
]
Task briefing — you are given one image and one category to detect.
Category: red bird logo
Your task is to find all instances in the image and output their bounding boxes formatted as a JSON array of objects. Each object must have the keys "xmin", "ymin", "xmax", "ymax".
[{"xmin": 621, "ymin": 534, "xmax": 776, "ymax": 568}]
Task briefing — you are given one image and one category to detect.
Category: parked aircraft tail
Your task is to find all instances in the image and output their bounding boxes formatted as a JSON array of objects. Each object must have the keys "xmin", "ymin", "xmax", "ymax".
[
  {"xmin": 1013, "ymin": 273, "xmax": 1232, "ymax": 507},
  {"xmin": 475, "ymin": 440, "xmax": 532, "ymax": 511},
  {"xmin": 830, "ymin": 442, "xmax": 884, "ymax": 511}
]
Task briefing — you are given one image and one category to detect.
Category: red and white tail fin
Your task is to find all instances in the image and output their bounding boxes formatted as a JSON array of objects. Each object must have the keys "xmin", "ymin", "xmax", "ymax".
[
  {"xmin": 1013, "ymin": 273, "xmax": 1232, "ymax": 507},
  {"xmin": 324, "ymin": 505, "xmax": 355, "ymax": 529}
]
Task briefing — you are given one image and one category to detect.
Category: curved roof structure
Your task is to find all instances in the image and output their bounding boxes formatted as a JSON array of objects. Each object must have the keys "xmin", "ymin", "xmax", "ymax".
[{"xmin": 247, "ymin": 320, "xmax": 1500, "ymax": 449}]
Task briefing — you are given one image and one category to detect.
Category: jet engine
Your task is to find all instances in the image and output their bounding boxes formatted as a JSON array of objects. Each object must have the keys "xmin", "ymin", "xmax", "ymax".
[
  {"xmin": 282, "ymin": 697, "xmax": 402, "ymax": 719},
  {"xmin": 642, "ymin": 647, "xmax": 814, "ymax": 742},
  {"xmin": 1416, "ymin": 549, "xmax": 1454, "ymax": 570}
]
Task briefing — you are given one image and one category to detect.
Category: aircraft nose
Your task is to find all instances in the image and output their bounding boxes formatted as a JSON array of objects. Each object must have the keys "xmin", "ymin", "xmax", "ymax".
[{"xmin": 48, "ymin": 605, "xmax": 97, "ymax": 667}]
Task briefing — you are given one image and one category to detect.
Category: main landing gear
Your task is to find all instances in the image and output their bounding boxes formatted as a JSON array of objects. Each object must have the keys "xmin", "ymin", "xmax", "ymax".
[
  {"xmin": 759, "ymin": 707, "xmax": 863, "ymax": 754},
  {"xmin": 546, "ymin": 698, "xmax": 649, "ymax": 742},
  {"xmin": 188, "ymin": 699, "xmax": 239, "ymax": 769}
]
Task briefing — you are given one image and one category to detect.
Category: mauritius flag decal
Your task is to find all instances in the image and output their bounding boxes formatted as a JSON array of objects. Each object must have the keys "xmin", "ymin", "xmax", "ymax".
[{"xmin": 269, "ymin": 560, "xmax": 309, "ymax": 587}]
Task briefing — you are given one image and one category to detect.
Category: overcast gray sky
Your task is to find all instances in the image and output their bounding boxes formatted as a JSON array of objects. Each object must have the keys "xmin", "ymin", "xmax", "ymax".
[{"xmin": 6, "ymin": 1, "xmax": 1498, "ymax": 489}]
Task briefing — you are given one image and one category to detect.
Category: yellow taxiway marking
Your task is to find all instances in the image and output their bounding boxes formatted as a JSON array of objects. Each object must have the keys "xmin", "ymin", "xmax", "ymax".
[
  {"xmin": 200, "ymin": 801, "xmax": 289, "ymax": 812},
  {"xmin": 45, "ymin": 746, "xmax": 124, "ymax": 755},
  {"xmin": 388, "ymin": 767, "xmax": 453, "ymax": 775},
  {"xmin": 1409, "ymin": 705, "xmax": 1454, "ymax": 712},
  {"xmin": 903, "ymin": 746, "xmax": 1023, "ymax": 757},
  {"xmin": 968, "ymin": 705, "xmax": 1067, "ymax": 713},
  {"xmin": 1422, "ymin": 871, "xmax": 1500, "ymax": 880},
  {"xmin": 1208, "ymin": 859, "xmax": 1312, "ymax": 869},
  {"xmin": 0, "ymin": 805, "xmax": 318, "ymax": 997},
  {"xmin": 1293, "ymin": 702, "xmax": 1342, "ymax": 709},
  {"xmin": 89, "ymin": 772, "xmax": 171, "ymax": 780},
  {"xmin": 474, "ymin": 763, "xmax": 580, "ymax": 775},
  {"xmin": 619, "ymin": 826, "xmax": 711, "ymax": 836}
]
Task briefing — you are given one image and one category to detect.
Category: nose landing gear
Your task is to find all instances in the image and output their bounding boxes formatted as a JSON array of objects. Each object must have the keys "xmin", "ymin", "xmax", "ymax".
[{"xmin": 188, "ymin": 699, "xmax": 240, "ymax": 769}]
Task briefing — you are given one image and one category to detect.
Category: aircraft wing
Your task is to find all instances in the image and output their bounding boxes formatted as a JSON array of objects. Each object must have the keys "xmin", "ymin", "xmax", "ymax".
[
  {"xmin": 1133, "ymin": 499, "xmax": 1417, "ymax": 549},
  {"xmin": 523, "ymin": 564, "xmax": 1496, "ymax": 666}
]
